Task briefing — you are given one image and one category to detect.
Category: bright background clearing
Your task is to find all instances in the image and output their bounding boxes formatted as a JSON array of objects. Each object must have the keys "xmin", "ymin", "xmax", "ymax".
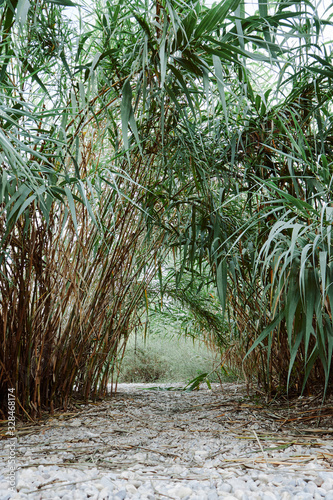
[{"xmin": 118, "ymin": 332, "xmax": 238, "ymax": 384}]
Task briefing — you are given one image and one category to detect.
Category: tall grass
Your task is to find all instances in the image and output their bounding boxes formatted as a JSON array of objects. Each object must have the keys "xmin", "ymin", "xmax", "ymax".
[
  {"xmin": 0, "ymin": 1, "xmax": 170, "ymax": 416},
  {"xmin": 1, "ymin": 0, "xmax": 332, "ymax": 418},
  {"xmin": 0, "ymin": 138, "xmax": 168, "ymax": 416}
]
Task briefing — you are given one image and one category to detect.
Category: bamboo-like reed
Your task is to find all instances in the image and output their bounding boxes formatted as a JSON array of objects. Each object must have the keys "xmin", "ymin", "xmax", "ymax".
[
  {"xmin": 1, "ymin": 0, "xmax": 333, "ymax": 418},
  {"xmin": 0, "ymin": 137, "xmax": 168, "ymax": 416}
]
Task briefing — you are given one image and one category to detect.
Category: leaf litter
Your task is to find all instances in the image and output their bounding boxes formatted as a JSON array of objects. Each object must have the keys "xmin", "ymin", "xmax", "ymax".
[{"xmin": 1, "ymin": 382, "xmax": 333, "ymax": 497}]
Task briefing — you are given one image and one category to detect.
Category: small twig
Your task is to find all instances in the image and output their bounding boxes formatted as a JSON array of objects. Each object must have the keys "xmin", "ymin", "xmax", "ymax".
[
  {"xmin": 27, "ymin": 474, "xmax": 114, "ymax": 494},
  {"xmin": 152, "ymin": 483, "xmax": 177, "ymax": 499},
  {"xmin": 253, "ymin": 429, "xmax": 269, "ymax": 466}
]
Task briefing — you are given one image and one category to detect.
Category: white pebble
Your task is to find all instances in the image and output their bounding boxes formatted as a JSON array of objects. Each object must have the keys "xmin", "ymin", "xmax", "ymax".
[
  {"xmin": 126, "ymin": 483, "xmax": 137, "ymax": 494},
  {"xmin": 195, "ymin": 490, "xmax": 208, "ymax": 500},
  {"xmin": 73, "ymin": 492, "xmax": 86, "ymax": 500},
  {"xmin": 168, "ymin": 485, "xmax": 192, "ymax": 498},
  {"xmin": 258, "ymin": 473, "xmax": 269, "ymax": 484},
  {"xmin": 207, "ymin": 491, "xmax": 219, "ymax": 500},
  {"xmin": 261, "ymin": 492, "xmax": 277, "ymax": 500},
  {"xmin": 234, "ymin": 489, "xmax": 246, "ymax": 499},
  {"xmin": 114, "ymin": 489, "xmax": 127, "ymax": 500},
  {"xmin": 0, "ymin": 490, "xmax": 11, "ymax": 500},
  {"xmin": 295, "ymin": 494, "xmax": 315, "ymax": 500},
  {"xmin": 97, "ymin": 489, "xmax": 111, "ymax": 500},
  {"xmin": 129, "ymin": 480, "xmax": 142, "ymax": 488},
  {"xmin": 219, "ymin": 483, "xmax": 232, "ymax": 493},
  {"xmin": 243, "ymin": 479, "xmax": 255, "ymax": 490},
  {"xmin": 16, "ymin": 479, "xmax": 29, "ymax": 492},
  {"xmin": 322, "ymin": 480, "xmax": 333, "ymax": 491}
]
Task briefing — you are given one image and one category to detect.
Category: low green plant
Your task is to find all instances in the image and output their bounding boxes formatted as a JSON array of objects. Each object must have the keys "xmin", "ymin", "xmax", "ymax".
[
  {"xmin": 118, "ymin": 347, "xmax": 168, "ymax": 383},
  {"xmin": 119, "ymin": 324, "xmax": 240, "ymax": 385}
]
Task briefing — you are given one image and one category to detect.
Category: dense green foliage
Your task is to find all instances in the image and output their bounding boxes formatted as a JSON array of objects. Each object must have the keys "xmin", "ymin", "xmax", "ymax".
[{"xmin": 0, "ymin": 0, "xmax": 332, "ymax": 416}]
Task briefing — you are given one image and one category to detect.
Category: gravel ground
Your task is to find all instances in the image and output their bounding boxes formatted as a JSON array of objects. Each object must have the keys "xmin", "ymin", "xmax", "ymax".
[{"xmin": 1, "ymin": 383, "xmax": 333, "ymax": 499}]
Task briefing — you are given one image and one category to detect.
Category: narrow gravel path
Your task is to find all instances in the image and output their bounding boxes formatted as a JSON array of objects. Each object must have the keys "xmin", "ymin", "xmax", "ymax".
[{"xmin": 1, "ymin": 383, "xmax": 333, "ymax": 499}]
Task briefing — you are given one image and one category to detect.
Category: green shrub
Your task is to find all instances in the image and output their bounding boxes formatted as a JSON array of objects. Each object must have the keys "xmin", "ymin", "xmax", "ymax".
[
  {"xmin": 119, "ymin": 332, "xmax": 239, "ymax": 384},
  {"xmin": 119, "ymin": 347, "xmax": 168, "ymax": 383}
]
